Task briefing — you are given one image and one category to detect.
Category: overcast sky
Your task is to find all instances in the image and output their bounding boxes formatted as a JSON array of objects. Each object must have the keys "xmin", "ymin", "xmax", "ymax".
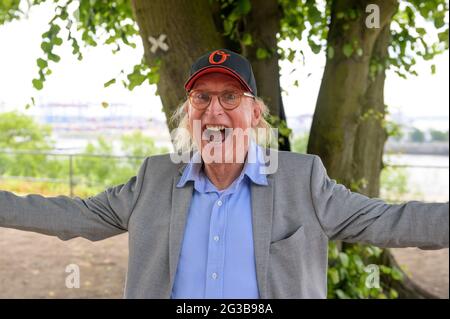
[{"xmin": 0, "ymin": 3, "xmax": 448, "ymax": 129}]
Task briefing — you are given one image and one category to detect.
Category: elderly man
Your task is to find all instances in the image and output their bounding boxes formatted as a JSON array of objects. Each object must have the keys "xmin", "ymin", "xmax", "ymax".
[{"xmin": 0, "ymin": 49, "xmax": 448, "ymax": 299}]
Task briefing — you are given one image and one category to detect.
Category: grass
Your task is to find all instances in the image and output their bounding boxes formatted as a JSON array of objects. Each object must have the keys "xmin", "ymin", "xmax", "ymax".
[{"xmin": 0, "ymin": 179, "xmax": 105, "ymax": 198}]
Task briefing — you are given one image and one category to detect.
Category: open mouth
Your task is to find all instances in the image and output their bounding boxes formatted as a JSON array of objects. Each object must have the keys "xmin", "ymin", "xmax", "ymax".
[{"xmin": 203, "ymin": 124, "xmax": 232, "ymax": 144}]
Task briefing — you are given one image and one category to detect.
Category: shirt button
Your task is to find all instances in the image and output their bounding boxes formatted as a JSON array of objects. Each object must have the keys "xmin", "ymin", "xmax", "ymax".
[
  {"xmin": 217, "ymin": 200, "xmax": 223, "ymax": 206},
  {"xmin": 213, "ymin": 235, "xmax": 220, "ymax": 242},
  {"xmin": 212, "ymin": 272, "xmax": 218, "ymax": 280}
]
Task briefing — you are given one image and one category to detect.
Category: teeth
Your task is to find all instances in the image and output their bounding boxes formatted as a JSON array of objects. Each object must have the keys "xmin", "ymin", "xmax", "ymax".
[{"xmin": 205, "ymin": 125, "xmax": 225, "ymax": 131}]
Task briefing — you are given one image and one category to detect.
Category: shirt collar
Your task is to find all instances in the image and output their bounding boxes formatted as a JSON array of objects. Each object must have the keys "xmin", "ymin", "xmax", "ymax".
[{"xmin": 176, "ymin": 140, "xmax": 268, "ymax": 192}]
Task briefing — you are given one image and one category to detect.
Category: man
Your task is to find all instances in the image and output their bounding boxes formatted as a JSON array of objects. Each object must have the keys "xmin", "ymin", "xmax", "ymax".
[{"xmin": 0, "ymin": 49, "xmax": 448, "ymax": 299}]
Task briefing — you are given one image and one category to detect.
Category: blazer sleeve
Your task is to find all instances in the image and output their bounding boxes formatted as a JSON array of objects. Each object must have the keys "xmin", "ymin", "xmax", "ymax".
[
  {"xmin": 0, "ymin": 157, "xmax": 149, "ymax": 241},
  {"xmin": 309, "ymin": 155, "xmax": 449, "ymax": 249}
]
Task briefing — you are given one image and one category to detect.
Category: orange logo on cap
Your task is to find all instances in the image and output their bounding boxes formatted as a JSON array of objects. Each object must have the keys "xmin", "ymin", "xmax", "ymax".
[{"xmin": 209, "ymin": 50, "xmax": 230, "ymax": 65}]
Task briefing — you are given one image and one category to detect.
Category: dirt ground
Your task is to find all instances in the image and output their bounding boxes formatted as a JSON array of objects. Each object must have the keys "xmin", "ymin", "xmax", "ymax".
[
  {"xmin": 0, "ymin": 228, "xmax": 448, "ymax": 299},
  {"xmin": 0, "ymin": 229, "xmax": 128, "ymax": 298},
  {"xmin": 391, "ymin": 247, "xmax": 449, "ymax": 298}
]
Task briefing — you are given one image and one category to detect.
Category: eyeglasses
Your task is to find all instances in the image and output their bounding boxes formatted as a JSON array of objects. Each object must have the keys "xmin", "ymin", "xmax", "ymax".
[{"xmin": 188, "ymin": 90, "xmax": 255, "ymax": 111}]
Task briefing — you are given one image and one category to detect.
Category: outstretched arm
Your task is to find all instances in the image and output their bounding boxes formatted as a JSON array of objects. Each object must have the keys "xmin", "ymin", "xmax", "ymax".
[
  {"xmin": 310, "ymin": 156, "xmax": 449, "ymax": 249},
  {"xmin": 0, "ymin": 158, "xmax": 149, "ymax": 241}
]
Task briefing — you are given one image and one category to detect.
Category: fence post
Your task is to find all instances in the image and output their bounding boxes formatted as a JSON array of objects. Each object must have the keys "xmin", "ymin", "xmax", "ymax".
[{"xmin": 69, "ymin": 155, "xmax": 74, "ymax": 197}]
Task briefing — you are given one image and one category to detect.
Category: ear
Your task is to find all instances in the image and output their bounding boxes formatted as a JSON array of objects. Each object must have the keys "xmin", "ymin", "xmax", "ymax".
[{"xmin": 251, "ymin": 100, "xmax": 262, "ymax": 127}]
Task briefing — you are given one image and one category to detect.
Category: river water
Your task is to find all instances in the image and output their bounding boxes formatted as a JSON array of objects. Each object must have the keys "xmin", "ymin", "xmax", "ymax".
[{"xmin": 384, "ymin": 154, "xmax": 449, "ymax": 202}]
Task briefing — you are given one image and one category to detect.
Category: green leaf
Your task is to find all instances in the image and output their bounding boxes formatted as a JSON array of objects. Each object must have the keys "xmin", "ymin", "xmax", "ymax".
[
  {"xmin": 256, "ymin": 48, "xmax": 269, "ymax": 60},
  {"xmin": 356, "ymin": 48, "xmax": 363, "ymax": 57},
  {"xmin": 328, "ymin": 241, "xmax": 339, "ymax": 259},
  {"xmin": 309, "ymin": 39, "xmax": 322, "ymax": 54},
  {"xmin": 416, "ymin": 27, "xmax": 426, "ymax": 36},
  {"xmin": 37, "ymin": 58, "xmax": 48, "ymax": 69},
  {"xmin": 104, "ymin": 78, "xmax": 116, "ymax": 88},
  {"xmin": 327, "ymin": 46, "xmax": 334, "ymax": 59},
  {"xmin": 342, "ymin": 43, "xmax": 353, "ymax": 58},
  {"xmin": 49, "ymin": 24, "xmax": 61, "ymax": 35},
  {"xmin": 352, "ymin": 254, "xmax": 364, "ymax": 269},
  {"xmin": 379, "ymin": 265, "xmax": 391, "ymax": 274},
  {"xmin": 127, "ymin": 66, "xmax": 147, "ymax": 90},
  {"xmin": 148, "ymin": 69, "xmax": 160, "ymax": 85},
  {"xmin": 431, "ymin": 64, "xmax": 436, "ymax": 74},
  {"xmin": 391, "ymin": 267, "xmax": 404, "ymax": 281},
  {"xmin": 53, "ymin": 37, "xmax": 63, "ymax": 46},
  {"xmin": 335, "ymin": 289, "xmax": 350, "ymax": 299},
  {"xmin": 32, "ymin": 79, "xmax": 43, "ymax": 90},
  {"xmin": 237, "ymin": 0, "xmax": 252, "ymax": 15},
  {"xmin": 48, "ymin": 53, "xmax": 61, "ymax": 63},
  {"xmin": 338, "ymin": 252, "xmax": 349, "ymax": 268},
  {"xmin": 242, "ymin": 33, "xmax": 253, "ymax": 46},
  {"xmin": 59, "ymin": 10, "xmax": 68, "ymax": 20},
  {"xmin": 308, "ymin": 6, "xmax": 322, "ymax": 22},
  {"xmin": 389, "ymin": 288, "xmax": 399, "ymax": 299},
  {"xmin": 329, "ymin": 268, "xmax": 340, "ymax": 284},
  {"xmin": 366, "ymin": 246, "xmax": 382, "ymax": 258},
  {"xmin": 438, "ymin": 30, "xmax": 448, "ymax": 42},
  {"xmin": 40, "ymin": 41, "xmax": 52, "ymax": 53},
  {"xmin": 434, "ymin": 16, "xmax": 445, "ymax": 29},
  {"xmin": 223, "ymin": 19, "xmax": 234, "ymax": 35}
]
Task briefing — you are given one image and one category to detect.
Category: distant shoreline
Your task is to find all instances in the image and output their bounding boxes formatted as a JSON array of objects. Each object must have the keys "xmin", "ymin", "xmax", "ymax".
[{"xmin": 385, "ymin": 141, "xmax": 449, "ymax": 156}]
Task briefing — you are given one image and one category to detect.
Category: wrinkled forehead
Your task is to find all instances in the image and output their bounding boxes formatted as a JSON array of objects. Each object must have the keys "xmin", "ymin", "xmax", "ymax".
[{"xmin": 192, "ymin": 73, "xmax": 246, "ymax": 91}]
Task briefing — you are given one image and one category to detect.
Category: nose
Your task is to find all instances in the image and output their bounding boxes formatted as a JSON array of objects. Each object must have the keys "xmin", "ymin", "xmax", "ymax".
[{"xmin": 205, "ymin": 95, "xmax": 224, "ymax": 116}]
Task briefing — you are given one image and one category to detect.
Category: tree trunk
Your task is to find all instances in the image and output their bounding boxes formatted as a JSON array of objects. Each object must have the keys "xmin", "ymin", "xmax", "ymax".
[
  {"xmin": 308, "ymin": 0, "xmax": 397, "ymax": 188},
  {"xmin": 130, "ymin": 0, "xmax": 224, "ymax": 131},
  {"xmin": 353, "ymin": 23, "xmax": 390, "ymax": 197},
  {"xmin": 381, "ymin": 249, "xmax": 439, "ymax": 299},
  {"xmin": 246, "ymin": 0, "xmax": 291, "ymax": 150}
]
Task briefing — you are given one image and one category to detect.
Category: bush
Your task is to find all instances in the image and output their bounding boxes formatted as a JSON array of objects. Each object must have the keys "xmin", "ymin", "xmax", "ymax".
[
  {"xmin": 409, "ymin": 128, "xmax": 425, "ymax": 143},
  {"xmin": 429, "ymin": 129, "xmax": 449, "ymax": 142},
  {"xmin": 291, "ymin": 134, "xmax": 309, "ymax": 154}
]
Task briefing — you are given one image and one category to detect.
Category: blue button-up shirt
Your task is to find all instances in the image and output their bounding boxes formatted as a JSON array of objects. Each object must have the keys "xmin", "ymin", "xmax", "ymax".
[{"xmin": 171, "ymin": 142, "xmax": 268, "ymax": 299}]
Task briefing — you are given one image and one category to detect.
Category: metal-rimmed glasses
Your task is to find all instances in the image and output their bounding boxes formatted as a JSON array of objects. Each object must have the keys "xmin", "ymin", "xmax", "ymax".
[{"xmin": 188, "ymin": 90, "xmax": 255, "ymax": 111}]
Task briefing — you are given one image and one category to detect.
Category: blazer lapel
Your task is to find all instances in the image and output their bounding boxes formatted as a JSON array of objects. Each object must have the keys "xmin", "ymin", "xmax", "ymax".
[
  {"xmin": 251, "ymin": 175, "xmax": 274, "ymax": 299},
  {"xmin": 168, "ymin": 167, "xmax": 193, "ymax": 296}
]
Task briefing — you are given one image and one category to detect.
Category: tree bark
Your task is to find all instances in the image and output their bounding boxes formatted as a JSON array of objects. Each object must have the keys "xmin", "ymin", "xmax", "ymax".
[
  {"xmin": 130, "ymin": 0, "xmax": 224, "ymax": 131},
  {"xmin": 308, "ymin": 0, "xmax": 397, "ymax": 188},
  {"xmin": 353, "ymin": 23, "xmax": 391, "ymax": 197},
  {"xmin": 381, "ymin": 249, "xmax": 439, "ymax": 299},
  {"xmin": 246, "ymin": 0, "xmax": 291, "ymax": 150}
]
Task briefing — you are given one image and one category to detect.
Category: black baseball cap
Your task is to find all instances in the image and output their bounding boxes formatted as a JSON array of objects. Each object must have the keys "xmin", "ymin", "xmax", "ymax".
[{"xmin": 184, "ymin": 49, "xmax": 257, "ymax": 95}]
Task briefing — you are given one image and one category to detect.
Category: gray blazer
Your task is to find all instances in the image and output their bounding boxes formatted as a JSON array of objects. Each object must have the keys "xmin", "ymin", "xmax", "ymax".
[{"xmin": 0, "ymin": 151, "xmax": 448, "ymax": 298}]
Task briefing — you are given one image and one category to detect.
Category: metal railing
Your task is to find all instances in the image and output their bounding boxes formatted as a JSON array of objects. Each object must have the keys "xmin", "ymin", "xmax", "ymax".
[{"xmin": 0, "ymin": 150, "xmax": 147, "ymax": 197}]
